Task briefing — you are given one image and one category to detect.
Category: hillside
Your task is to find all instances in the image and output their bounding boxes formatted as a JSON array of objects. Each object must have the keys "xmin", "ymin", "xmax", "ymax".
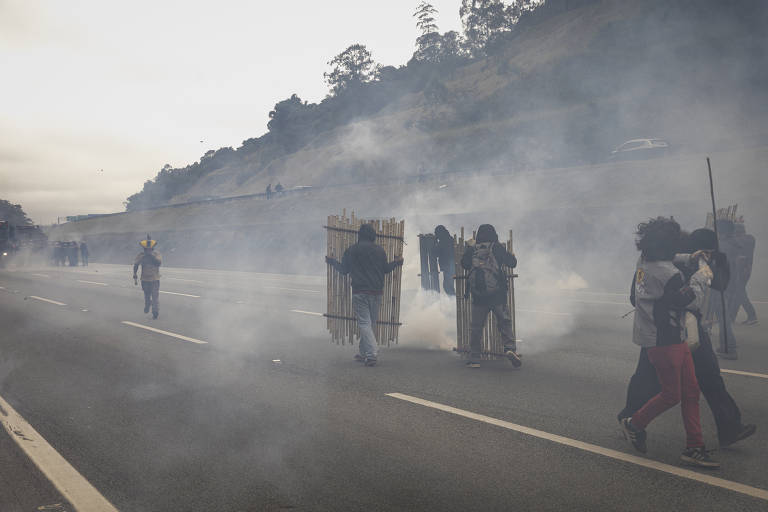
[{"xmin": 125, "ymin": 0, "xmax": 768, "ymax": 208}]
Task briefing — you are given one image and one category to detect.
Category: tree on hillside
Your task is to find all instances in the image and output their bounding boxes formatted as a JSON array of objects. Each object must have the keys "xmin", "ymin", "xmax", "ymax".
[
  {"xmin": 324, "ymin": 44, "xmax": 381, "ymax": 95},
  {"xmin": 0, "ymin": 199, "xmax": 33, "ymax": 225},
  {"xmin": 460, "ymin": 0, "xmax": 509, "ymax": 56},
  {"xmin": 438, "ymin": 30, "xmax": 467, "ymax": 62},
  {"xmin": 267, "ymin": 94, "xmax": 317, "ymax": 151},
  {"xmin": 413, "ymin": 2, "xmax": 441, "ymax": 63}
]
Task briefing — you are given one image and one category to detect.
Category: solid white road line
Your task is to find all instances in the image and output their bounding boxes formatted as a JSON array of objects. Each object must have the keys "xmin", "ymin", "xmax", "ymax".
[
  {"xmin": 159, "ymin": 290, "xmax": 200, "ymax": 298},
  {"xmin": 31, "ymin": 273, "xmax": 51, "ymax": 278},
  {"xmin": 77, "ymin": 280, "xmax": 108, "ymax": 286},
  {"xmin": 121, "ymin": 321, "xmax": 208, "ymax": 344},
  {"xmin": 28, "ymin": 296, "xmax": 67, "ymax": 306},
  {"xmin": 0, "ymin": 394, "xmax": 119, "ymax": 512},
  {"xmin": 721, "ymin": 369, "xmax": 768, "ymax": 380},
  {"xmin": 290, "ymin": 309, "xmax": 324, "ymax": 317},
  {"xmin": 386, "ymin": 392, "xmax": 768, "ymax": 503}
]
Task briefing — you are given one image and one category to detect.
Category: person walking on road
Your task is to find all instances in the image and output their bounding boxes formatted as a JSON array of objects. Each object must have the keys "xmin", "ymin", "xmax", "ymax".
[
  {"xmin": 619, "ymin": 228, "xmax": 755, "ymax": 448},
  {"xmin": 133, "ymin": 235, "xmax": 162, "ymax": 319},
  {"xmin": 460, "ymin": 224, "xmax": 520, "ymax": 368},
  {"xmin": 326, "ymin": 223, "xmax": 403, "ymax": 366},
  {"xmin": 620, "ymin": 217, "xmax": 719, "ymax": 468},
  {"xmin": 80, "ymin": 241, "xmax": 89, "ymax": 266},
  {"xmin": 733, "ymin": 222, "xmax": 757, "ymax": 325},
  {"xmin": 434, "ymin": 225, "xmax": 456, "ymax": 296}
]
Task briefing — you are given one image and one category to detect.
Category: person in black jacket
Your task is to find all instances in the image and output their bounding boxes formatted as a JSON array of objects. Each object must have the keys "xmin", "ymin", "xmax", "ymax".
[
  {"xmin": 618, "ymin": 228, "xmax": 756, "ymax": 447},
  {"xmin": 460, "ymin": 224, "xmax": 520, "ymax": 368},
  {"xmin": 434, "ymin": 225, "xmax": 456, "ymax": 296},
  {"xmin": 326, "ymin": 224, "xmax": 403, "ymax": 366}
]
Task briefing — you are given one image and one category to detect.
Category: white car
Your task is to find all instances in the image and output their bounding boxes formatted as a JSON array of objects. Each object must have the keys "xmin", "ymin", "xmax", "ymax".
[{"xmin": 609, "ymin": 138, "xmax": 670, "ymax": 160}]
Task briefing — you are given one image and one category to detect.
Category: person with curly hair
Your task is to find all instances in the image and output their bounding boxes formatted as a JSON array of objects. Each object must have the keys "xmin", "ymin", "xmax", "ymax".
[{"xmin": 620, "ymin": 217, "xmax": 719, "ymax": 468}]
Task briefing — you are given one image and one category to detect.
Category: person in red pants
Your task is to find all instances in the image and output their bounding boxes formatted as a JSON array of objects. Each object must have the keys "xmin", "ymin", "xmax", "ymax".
[{"xmin": 620, "ymin": 217, "xmax": 719, "ymax": 468}]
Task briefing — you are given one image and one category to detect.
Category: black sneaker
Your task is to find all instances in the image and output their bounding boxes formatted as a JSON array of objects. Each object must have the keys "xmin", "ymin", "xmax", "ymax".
[
  {"xmin": 621, "ymin": 418, "xmax": 647, "ymax": 453},
  {"xmin": 680, "ymin": 447, "xmax": 720, "ymax": 468},
  {"xmin": 465, "ymin": 361, "xmax": 480, "ymax": 368},
  {"xmin": 504, "ymin": 349, "xmax": 522, "ymax": 368},
  {"xmin": 364, "ymin": 357, "xmax": 377, "ymax": 367},
  {"xmin": 144, "ymin": 305, "xmax": 150, "ymax": 314},
  {"xmin": 721, "ymin": 424, "xmax": 756, "ymax": 447},
  {"xmin": 354, "ymin": 354, "xmax": 365, "ymax": 362},
  {"xmin": 152, "ymin": 312, "xmax": 158, "ymax": 319}
]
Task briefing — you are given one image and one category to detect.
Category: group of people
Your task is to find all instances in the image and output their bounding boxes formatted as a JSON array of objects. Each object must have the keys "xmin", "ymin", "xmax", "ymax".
[
  {"xmin": 52, "ymin": 241, "xmax": 88, "ymax": 266},
  {"xmin": 327, "ymin": 223, "xmax": 520, "ymax": 368},
  {"xmin": 618, "ymin": 217, "xmax": 756, "ymax": 469},
  {"xmin": 265, "ymin": 182, "xmax": 284, "ymax": 199}
]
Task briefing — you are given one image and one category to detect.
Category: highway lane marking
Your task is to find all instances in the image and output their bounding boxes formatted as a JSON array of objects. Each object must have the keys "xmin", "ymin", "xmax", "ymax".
[
  {"xmin": 264, "ymin": 286, "xmax": 321, "ymax": 294},
  {"xmin": 386, "ymin": 392, "xmax": 768, "ymax": 503},
  {"xmin": 290, "ymin": 309, "xmax": 324, "ymax": 317},
  {"xmin": 721, "ymin": 369, "xmax": 768, "ymax": 380},
  {"xmin": 165, "ymin": 277, "xmax": 204, "ymax": 283},
  {"xmin": 28, "ymin": 296, "xmax": 67, "ymax": 306},
  {"xmin": 77, "ymin": 280, "xmax": 108, "ymax": 286},
  {"xmin": 121, "ymin": 321, "xmax": 208, "ymax": 344},
  {"xmin": 0, "ymin": 393, "xmax": 119, "ymax": 512},
  {"xmin": 159, "ymin": 290, "xmax": 201, "ymax": 298},
  {"xmin": 31, "ymin": 273, "xmax": 51, "ymax": 278}
]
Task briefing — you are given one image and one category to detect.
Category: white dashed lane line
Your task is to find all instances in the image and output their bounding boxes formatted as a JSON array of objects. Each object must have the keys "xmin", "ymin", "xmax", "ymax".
[
  {"xmin": 290, "ymin": 310, "xmax": 324, "ymax": 317},
  {"xmin": 165, "ymin": 277, "xmax": 204, "ymax": 283},
  {"xmin": 386, "ymin": 392, "xmax": 768, "ymax": 502},
  {"xmin": 264, "ymin": 286, "xmax": 321, "ymax": 294},
  {"xmin": 77, "ymin": 280, "xmax": 108, "ymax": 286},
  {"xmin": 28, "ymin": 296, "xmax": 67, "ymax": 306},
  {"xmin": 0, "ymin": 394, "xmax": 119, "ymax": 512},
  {"xmin": 159, "ymin": 291, "xmax": 200, "ymax": 298},
  {"xmin": 31, "ymin": 273, "xmax": 51, "ymax": 278},
  {"xmin": 121, "ymin": 321, "xmax": 208, "ymax": 344}
]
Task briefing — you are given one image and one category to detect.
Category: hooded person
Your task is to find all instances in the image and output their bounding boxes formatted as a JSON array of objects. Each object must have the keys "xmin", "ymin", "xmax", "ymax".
[
  {"xmin": 434, "ymin": 225, "xmax": 456, "ymax": 296},
  {"xmin": 460, "ymin": 224, "xmax": 520, "ymax": 368},
  {"xmin": 712, "ymin": 219, "xmax": 739, "ymax": 357},
  {"xmin": 326, "ymin": 223, "xmax": 403, "ymax": 366},
  {"xmin": 133, "ymin": 235, "xmax": 162, "ymax": 319}
]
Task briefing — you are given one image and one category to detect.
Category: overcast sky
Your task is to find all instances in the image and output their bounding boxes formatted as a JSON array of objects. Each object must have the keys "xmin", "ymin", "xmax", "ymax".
[{"xmin": 0, "ymin": 0, "xmax": 461, "ymax": 224}]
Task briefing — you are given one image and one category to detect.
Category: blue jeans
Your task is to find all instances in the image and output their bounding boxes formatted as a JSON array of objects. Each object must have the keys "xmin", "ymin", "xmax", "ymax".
[{"xmin": 352, "ymin": 293, "xmax": 381, "ymax": 359}]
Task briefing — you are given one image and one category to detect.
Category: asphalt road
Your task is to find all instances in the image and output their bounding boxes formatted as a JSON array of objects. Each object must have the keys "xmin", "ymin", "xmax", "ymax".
[{"xmin": 0, "ymin": 263, "xmax": 766, "ymax": 511}]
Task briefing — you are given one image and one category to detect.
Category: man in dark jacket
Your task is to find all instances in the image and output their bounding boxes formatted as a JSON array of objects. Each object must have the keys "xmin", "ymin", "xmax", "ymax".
[
  {"xmin": 713, "ymin": 219, "xmax": 740, "ymax": 357},
  {"xmin": 326, "ymin": 224, "xmax": 403, "ymax": 366},
  {"xmin": 434, "ymin": 225, "xmax": 455, "ymax": 296},
  {"xmin": 460, "ymin": 224, "xmax": 520, "ymax": 368},
  {"xmin": 619, "ymin": 228, "xmax": 755, "ymax": 447}
]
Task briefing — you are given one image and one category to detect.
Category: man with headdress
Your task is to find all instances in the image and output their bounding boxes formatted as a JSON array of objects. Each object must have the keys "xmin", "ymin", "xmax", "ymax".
[{"xmin": 133, "ymin": 235, "xmax": 162, "ymax": 319}]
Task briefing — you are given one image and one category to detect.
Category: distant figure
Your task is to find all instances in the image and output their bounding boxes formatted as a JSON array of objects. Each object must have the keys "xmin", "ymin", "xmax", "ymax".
[
  {"xmin": 133, "ymin": 235, "xmax": 162, "ymax": 319},
  {"xmin": 733, "ymin": 223, "xmax": 757, "ymax": 325},
  {"xmin": 53, "ymin": 242, "xmax": 64, "ymax": 266},
  {"xmin": 68, "ymin": 242, "xmax": 79, "ymax": 266},
  {"xmin": 434, "ymin": 225, "xmax": 455, "ymax": 296},
  {"xmin": 275, "ymin": 182, "xmax": 284, "ymax": 194},
  {"xmin": 326, "ymin": 224, "xmax": 404, "ymax": 366},
  {"xmin": 460, "ymin": 224, "xmax": 520, "ymax": 368},
  {"xmin": 714, "ymin": 219, "xmax": 740, "ymax": 358},
  {"xmin": 266, "ymin": 184, "xmax": 272, "ymax": 199},
  {"xmin": 80, "ymin": 241, "xmax": 89, "ymax": 266}
]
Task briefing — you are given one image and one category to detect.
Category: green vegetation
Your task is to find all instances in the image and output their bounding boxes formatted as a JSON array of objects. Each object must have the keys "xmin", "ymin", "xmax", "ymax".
[
  {"xmin": 125, "ymin": 0, "xmax": 768, "ymax": 211},
  {"xmin": 0, "ymin": 199, "xmax": 33, "ymax": 225}
]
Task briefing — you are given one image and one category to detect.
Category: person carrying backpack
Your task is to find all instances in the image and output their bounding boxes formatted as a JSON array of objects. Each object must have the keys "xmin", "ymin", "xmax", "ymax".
[{"xmin": 460, "ymin": 224, "xmax": 521, "ymax": 368}]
